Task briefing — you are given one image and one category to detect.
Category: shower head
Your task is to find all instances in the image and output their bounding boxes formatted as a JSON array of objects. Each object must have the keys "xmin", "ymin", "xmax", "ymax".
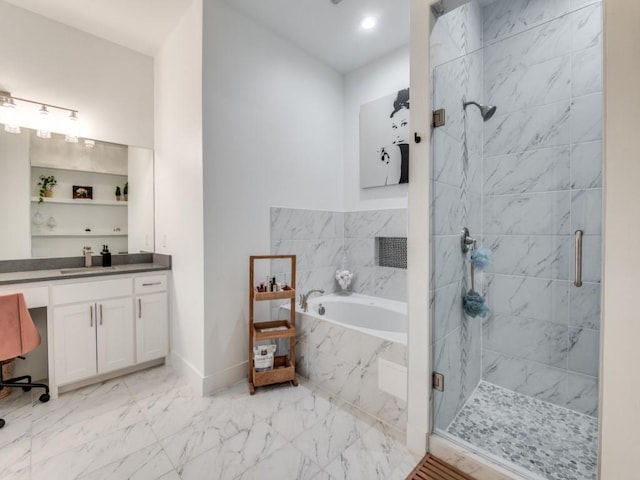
[{"xmin": 463, "ymin": 101, "xmax": 497, "ymax": 121}]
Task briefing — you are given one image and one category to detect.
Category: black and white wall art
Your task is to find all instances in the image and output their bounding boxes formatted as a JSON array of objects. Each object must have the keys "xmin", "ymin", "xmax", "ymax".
[{"xmin": 359, "ymin": 88, "xmax": 409, "ymax": 188}]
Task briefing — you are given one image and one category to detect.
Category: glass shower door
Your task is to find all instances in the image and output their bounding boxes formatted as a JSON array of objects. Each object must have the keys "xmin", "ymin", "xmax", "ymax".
[{"xmin": 430, "ymin": 2, "xmax": 603, "ymax": 479}]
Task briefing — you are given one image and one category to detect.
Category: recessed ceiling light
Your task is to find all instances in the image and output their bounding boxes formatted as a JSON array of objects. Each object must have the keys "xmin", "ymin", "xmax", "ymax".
[{"xmin": 361, "ymin": 16, "xmax": 377, "ymax": 30}]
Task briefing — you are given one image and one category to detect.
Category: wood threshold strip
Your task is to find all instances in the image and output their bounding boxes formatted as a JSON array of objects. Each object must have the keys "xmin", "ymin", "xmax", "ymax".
[{"xmin": 406, "ymin": 454, "xmax": 476, "ymax": 480}]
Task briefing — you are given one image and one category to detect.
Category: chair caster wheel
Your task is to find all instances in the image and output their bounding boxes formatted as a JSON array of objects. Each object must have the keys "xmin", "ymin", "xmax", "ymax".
[
  {"xmin": 0, "ymin": 419, "xmax": 5, "ymax": 428},
  {"xmin": 22, "ymin": 387, "xmax": 32, "ymax": 392},
  {"xmin": 39, "ymin": 393, "xmax": 50, "ymax": 403}
]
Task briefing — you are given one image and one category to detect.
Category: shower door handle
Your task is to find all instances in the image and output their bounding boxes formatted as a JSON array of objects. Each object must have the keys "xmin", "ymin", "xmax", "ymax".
[{"xmin": 574, "ymin": 230, "xmax": 583, "ymax": 287}]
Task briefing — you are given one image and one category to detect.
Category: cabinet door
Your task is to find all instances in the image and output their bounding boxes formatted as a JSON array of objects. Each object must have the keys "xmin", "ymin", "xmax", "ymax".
[
  {"xmin": 96, "ymin": 297, "xmax": 135, "ymax": 374},
  {"xmin": 53, "ymin": 303, "xmax": 97, "ymax": 385},
  {"xmin": 136, "ymin": 293, "xmax": 168, "ymax": 363}
]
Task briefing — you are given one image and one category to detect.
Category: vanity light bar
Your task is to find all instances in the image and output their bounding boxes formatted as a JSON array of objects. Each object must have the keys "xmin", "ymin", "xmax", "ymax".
[{"xmin": 0, "ymin": 91, "xmax": 79, "ymax": 142}]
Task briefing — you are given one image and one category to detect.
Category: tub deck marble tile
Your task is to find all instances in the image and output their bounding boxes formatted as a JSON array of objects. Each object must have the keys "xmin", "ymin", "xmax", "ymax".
[
  {"xmin": 446, "ymin": 381, "xmax": 597, "ymax": 480},
  {"xmin": 1, "ymin": 365, "xmax": 418, "ymax": 480}
]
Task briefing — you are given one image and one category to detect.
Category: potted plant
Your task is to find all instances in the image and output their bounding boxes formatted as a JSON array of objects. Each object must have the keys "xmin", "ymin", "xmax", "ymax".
[
  {"xmin": 37, "ymin": 175, "xmax": 57, "ymax": 204},
  {"xmin": 115, "ymin": 186, "xmax": 121, "ymax": 201},
  {"xmin": 123, "ymin": 182, "xmax": 128, "ymax": 201}
]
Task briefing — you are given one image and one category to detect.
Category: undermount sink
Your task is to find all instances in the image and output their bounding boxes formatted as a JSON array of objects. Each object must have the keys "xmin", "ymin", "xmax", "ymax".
[{"xmin": 60, "ymin": 267, "xmax": 118, "ymax": 274}]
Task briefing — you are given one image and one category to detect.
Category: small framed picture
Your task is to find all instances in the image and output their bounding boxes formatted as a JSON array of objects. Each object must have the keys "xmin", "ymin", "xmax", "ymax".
[{"xmin": 73, "ymin": 185, "xmax": 93, "ymax": 199}]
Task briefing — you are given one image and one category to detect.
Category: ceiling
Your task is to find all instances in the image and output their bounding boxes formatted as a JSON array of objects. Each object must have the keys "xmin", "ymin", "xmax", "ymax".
[
  {"xmin": 223, "ymin": 0, "xmax": 410, "ymax": 73},
  {"xmin": 2, "ymin": 0, "xmax": 193, "ymax": 56},
  {"xmin": 3, "ymin": 0, "xmax": 409, "ymax": 73}
]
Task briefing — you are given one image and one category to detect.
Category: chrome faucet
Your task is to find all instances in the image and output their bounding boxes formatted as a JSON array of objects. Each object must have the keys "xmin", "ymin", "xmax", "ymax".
[{"xmin": 300, "ymin": 289, "xmax": 325, "ymax": 312}]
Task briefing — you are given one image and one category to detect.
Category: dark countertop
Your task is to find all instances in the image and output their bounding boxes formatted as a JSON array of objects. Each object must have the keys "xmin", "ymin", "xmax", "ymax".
[{"xmin": 0, "ymin": 253, "xmax": 171, "ymax": 286}]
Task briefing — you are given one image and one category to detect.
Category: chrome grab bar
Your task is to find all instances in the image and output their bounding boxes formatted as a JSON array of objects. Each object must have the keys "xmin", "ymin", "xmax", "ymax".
[{"xmin": 574, "ymin": 230, "xmax": 583, "ymax": 287}]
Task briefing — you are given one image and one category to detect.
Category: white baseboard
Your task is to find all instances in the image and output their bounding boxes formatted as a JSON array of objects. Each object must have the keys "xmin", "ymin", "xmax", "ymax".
[
  {"xmin": 168, "ymin": 351, "xmax": 205, "ymax": 397},
  {"xmin": 203, "ymin": 360, "xmax": 247, "ymax": 395}
]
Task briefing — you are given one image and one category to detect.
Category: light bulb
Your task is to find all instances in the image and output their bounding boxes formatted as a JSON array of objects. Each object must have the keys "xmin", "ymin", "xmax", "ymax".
[
  {"xmin": 1, "ymin": 97, "xmax": 20, "ymax": 134},
  {"xmin": 36, "ymin": 105, "xmax": 51, "ymax": 139},
  {"xmin": 65, "ymin": 111, "xmax": 79, "ymax": 143},
  {"xmin": 361, "ymin": 16, "xmax": 377, "ymax": 30}
]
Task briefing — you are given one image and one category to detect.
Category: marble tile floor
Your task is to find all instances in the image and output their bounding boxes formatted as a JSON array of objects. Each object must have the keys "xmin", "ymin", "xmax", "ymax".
[
  {"xmin": 0, "ymin": 365, "xmax": 419, "ymax": 480},
  {"xmin": 446, "ymin": 381, "xmax": 598, "ymax": 480}
]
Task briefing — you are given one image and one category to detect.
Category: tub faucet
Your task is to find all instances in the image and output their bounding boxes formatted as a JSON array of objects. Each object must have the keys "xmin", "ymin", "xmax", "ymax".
[{"xmin": 300, "ymin": 289, "xmax": 325, "ymax": 312}]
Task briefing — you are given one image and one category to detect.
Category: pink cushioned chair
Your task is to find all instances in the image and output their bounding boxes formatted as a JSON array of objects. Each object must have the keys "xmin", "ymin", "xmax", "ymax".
[{"xmin": 0, "ymin": 293, "xmax": 50, "ymax": 429}]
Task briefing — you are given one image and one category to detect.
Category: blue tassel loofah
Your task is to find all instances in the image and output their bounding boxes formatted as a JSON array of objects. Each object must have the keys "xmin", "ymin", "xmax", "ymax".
[
  {"xmin": 463, "ymin": 290, "xmax": 489, "ymax": 318},
  {"xmin": 470, "ymin": 246, "xmax": 493, "ymax": 270}
]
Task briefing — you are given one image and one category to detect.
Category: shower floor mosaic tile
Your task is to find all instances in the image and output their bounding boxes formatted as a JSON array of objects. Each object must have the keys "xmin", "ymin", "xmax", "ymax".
[{"xmin": 446, "ymin": 381, "xmax": 598, "ymax": 480}]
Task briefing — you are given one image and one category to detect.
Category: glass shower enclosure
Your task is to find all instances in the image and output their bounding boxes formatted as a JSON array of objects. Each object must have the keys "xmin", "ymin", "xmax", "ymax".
[{"xmin": 430, "ymin": 1, "xmax": 603, "ymax": 479}]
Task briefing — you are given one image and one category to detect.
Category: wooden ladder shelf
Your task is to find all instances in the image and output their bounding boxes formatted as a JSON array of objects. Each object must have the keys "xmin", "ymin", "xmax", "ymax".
[{"xmin": 248, "ymin": 254, "xmax": 297, "ymax": 394}]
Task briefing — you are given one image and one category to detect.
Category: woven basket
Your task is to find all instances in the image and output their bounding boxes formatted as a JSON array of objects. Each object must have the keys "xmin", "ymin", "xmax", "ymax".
[{"xmin": 0, "ymin": 360, "xmax": 15, "ymax": 399}]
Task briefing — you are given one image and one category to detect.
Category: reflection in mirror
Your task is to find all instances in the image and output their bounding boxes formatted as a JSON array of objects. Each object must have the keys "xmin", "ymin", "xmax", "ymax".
[{"xmin": 0, "ymin": 128, "xmax": 154, "ymax": 260}]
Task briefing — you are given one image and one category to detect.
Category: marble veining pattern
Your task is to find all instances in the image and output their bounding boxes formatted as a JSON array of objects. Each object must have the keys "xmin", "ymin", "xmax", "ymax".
[
  {"xmin": 295, "ymin": 311, "xmax": 408, "ymax": 433},
  {"xmin": 271, "ymin": 207, "xmax": 407, "ymax": 303},
  {"xmin": 0, "ymin": 364, "xmax": 418, "ymax": 480},
  {"xmin": 446, "ymin": 382, "xmax": 597, "ymax": 480}
]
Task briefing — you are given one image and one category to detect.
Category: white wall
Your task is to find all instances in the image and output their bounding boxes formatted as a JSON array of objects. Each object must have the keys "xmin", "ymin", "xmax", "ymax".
[
  {"xmin": 202, "ymin": 0, "xmax": 344, "ymax": 391},
  {"xmin": 0, "ymin": 129, "xmax": 31, "ymax": 260},
  {"xmin": 600, "ymin": 0, "xmax": 640, "ymax": 476},
  {"xmin": 154, "ymin": 0, "xmax": 205, "ymax": 392},
  {"xmin": 128, "ymin": 147, "xmax": 154, "ymax": 253},
  {"xmin": 0, "ymin": 1, "xmax": 153, "ymax": 148},
  {"xmin": 344, "ymin": 46, "xmax": 410, "ymax": 211}
]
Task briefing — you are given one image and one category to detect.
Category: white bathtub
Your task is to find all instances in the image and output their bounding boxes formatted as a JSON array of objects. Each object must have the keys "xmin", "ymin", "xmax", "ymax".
[
  {"xmin": 282, "ymin": 293, "xmax": 407, "ymax": 345},
  {"xmin": 307, "ymin": 293, "xmax": 407, "ymax": 345}
]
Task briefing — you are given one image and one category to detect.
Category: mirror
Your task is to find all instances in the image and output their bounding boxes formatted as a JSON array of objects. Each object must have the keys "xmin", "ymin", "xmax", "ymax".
[{"xmin": 0, "ymin": 128, "xmax": 154, "ymax": 260}]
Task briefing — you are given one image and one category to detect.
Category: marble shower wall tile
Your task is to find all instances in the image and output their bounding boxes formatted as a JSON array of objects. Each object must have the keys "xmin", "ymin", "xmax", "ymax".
[
  {"xmin": 474, "ymin": 0, "xmax": 603, "ymax": 419},
  {"xmin": 484, "ymin": 147, "xmax": 571, "ymax": 195},
  {"xmin": 568, "ymin": 327, "xmax": 600, "ymax": 377},
  {"xmin": 433, "ymin": 183, "xmax": 465, "ymax": 236},
  {"xmin": 485, "ymin": 55, "xmax": 571, "ymax": 116},
  {"xmin": 571, "ymin": 189, "xmax": 602, "ymax": 235},
  {"xmin": 566, "ymin": 372, "xmax": 599, "ymax": 416},
  {"xmin": 569, "ymin": 282, "xmax": 601, "ymax": 330},
  {"xmin": 482, "ymin": 235, "xmax": 571, "ymax": 280},
  {"xmin": 484, "ymin": 274, "xmax": 569, "ymax": 325},
  {"xmin": 571, "ymin": 3, "xmax": 603, "ymax": 51},
  {"xmin": 571, "ymin": 141, "xmax": 602, "ymax": 189},
  {"xmin": 432, "ymin": 281, "xmax": 464, "ymax": 343},
  {"xmin": 483, "ymin": 191, "xmax": 570, "ymax": 236},
  {"xmin": 572, "ymin": 46, "xmax": 603, "ymax": 97},
  {"xmin": 484, "ymin": 101, "xmax": 571, "ymax": 157},
  {"xmin": 432, "ymin": 236, "xmax": 465, "ymax": 289},
  {"xmin": 482, "ymin": 0, "xmax": 571, "ymax": 44},
  {"xmin": 430, "ymin": 0, "xmax": 483, "ymax": 68},
  {"xmin": 482, "ymin": 313, "xmax": 568, "ymax": 368},
  {"xmin": 432, "ymin": 318, "xmax": 482, "ymax": 430},
  {"xmin": 434, "ymin": 51, "xmax": 483, "ymax": 156},
  {"xmin": 482, "ymin": 350, "xmax": 567, "ymax": 406},
  {"xmin": 571, "ymin": 94, "xmax": 603, "ymax": 144},
  {"xmin": 344, "ymin": 209, "xmax": 407, "ymax": 239}
]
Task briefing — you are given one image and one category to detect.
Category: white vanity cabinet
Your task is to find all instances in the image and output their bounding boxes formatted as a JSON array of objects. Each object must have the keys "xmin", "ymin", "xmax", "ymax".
[
  {"xmin": 134, "ymin": 275, "xmax": 168, "ymax": 363},
  {"xmin": 52, "ymin": 277, "xmax": 135, "ymax": 386}
]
